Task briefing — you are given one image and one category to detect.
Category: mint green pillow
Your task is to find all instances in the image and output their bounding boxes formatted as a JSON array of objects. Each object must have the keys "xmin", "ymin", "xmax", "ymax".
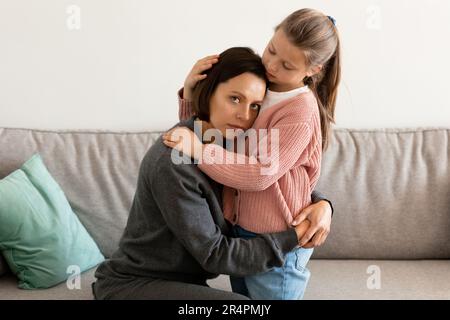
[
  {"xmin": 0, "ymin": 154, "xmax": 104, "ymax": 289},
  {"xmin": 0, "ymin": 254, "xmax": 9, "ymax": 276}
]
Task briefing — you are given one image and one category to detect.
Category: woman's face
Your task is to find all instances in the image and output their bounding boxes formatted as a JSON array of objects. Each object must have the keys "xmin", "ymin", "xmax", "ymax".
[
  {"xmin": 262, "ymin": 28, "xmax": 313, "ymax": 92},
  {"xmin": 207, "ymin": 72, "xmax": 266, "ymax": 139}
]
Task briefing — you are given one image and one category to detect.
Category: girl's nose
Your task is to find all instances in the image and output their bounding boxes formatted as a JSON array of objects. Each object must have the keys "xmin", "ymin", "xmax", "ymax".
[{"xmin": 267, "ymin": 62, "xmax": 277, "ymax": 74}]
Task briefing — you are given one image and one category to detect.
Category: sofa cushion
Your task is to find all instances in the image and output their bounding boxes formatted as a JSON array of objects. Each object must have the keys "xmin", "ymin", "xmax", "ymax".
[
  {"xmin": 0, "ymin": 154, "xmax": 104, "ymax": 289},
  {"xmin": 1, "ymin": 261, "xmax": 449, "ymax": 300},
  {"xmin": 303, "ymin": 260, "xmax": 450, "ymax": 300},
  {"xmin": 0, "ymin": 267, "xmax": 97, "ymax": 299}
]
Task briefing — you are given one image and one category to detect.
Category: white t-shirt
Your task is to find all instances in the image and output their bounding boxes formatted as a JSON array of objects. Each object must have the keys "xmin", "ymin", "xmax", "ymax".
[{"xmin": 260, "ymin": 86, "xmax": 310, "ymax": 113}]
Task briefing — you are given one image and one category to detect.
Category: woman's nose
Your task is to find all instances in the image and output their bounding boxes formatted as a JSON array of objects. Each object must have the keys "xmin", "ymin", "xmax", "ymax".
[{"xmin": 237, "ymin": 106, "xmax": 251, "ymax": 121}]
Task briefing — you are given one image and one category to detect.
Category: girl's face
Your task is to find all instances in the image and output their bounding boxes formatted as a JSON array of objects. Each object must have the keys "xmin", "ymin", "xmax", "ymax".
[
  {"xmin": 262, "ymin": 28, "xmax": 318, "ymax": 92},
  {"xmin": 207, "ymin": 72, "xmax": 266, "ymax": 139}
]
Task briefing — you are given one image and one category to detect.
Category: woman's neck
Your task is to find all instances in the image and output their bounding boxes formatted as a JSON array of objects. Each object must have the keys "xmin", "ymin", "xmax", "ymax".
[{"xmin": 194, "ymin": 118, "xmax": 215, "ymax": 143}]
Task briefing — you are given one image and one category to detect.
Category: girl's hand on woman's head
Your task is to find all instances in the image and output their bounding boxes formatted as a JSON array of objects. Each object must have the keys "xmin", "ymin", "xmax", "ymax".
[
  {"xmin": 292, "ymin": 200, "xmax": 332, "ymax": 248},
  {"xmin": 183, "ymin": 55, "xmax": 220, "ymax": 100},
  {"xmin": 162, "ymin": 127, "xmax": 203, "ymax": 160}
]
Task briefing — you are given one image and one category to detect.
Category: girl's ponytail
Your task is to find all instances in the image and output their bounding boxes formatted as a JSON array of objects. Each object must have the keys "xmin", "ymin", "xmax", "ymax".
[{"xmin": 306, "ymin": 38, "xmax": 341, "ymax": 150}]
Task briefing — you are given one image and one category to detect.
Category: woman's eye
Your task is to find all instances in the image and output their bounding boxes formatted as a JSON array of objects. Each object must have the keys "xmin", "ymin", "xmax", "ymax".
[
  {"xmin": 268, "ymin": 48, "xmax": 275, "ymax": 55},
  {"xmin": 283, "ymin": 64, "xmax": 292, "ymax": 70},
  {"xmin": 231, "ymin": 96, "xmax": 240, "ymax": 104},
  {"xmin": 251, "ymin": 104, "xmax": 261, "ymax": 111}
]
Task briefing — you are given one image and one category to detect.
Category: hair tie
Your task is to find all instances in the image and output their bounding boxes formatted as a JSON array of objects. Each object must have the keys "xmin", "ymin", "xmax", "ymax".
[{"xmin": 327, "ymin": 15, "xmax": 337, "ymax": 26}]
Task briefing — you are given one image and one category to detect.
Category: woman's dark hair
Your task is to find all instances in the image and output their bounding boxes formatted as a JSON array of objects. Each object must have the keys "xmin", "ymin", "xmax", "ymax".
[{"xmin": 192, "ymin": 47, "xmax": 268, "ymax": 121}]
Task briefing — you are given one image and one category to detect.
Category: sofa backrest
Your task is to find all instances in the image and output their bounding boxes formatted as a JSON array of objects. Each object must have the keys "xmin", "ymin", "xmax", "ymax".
[
  {"xmin": 314, "ymin": 128, "xmax": 450, "ymax": 259},
  {"xmin": 1, "ymin": 127, "xmax": 449, "ymax": 259},
  {"xmin": 0, "ymin": 127, "xmax": 160, "ymax": 258}
]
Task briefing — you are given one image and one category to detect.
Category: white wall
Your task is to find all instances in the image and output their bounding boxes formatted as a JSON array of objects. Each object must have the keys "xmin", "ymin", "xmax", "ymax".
[{"xmin": 1, "ymin": 0, "xmax": 449, "ymax": 131}]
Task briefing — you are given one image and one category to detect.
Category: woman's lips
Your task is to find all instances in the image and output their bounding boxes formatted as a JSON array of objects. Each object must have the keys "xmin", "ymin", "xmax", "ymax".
[{"xmin": 226, "ymin": 124, "xmax": 246, "ymax": 131}]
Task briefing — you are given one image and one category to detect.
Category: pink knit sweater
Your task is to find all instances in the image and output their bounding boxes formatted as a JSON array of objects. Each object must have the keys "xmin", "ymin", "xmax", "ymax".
[{"xmin": 178, "ymin": 89, "xmax": 322, "ymax": 233}]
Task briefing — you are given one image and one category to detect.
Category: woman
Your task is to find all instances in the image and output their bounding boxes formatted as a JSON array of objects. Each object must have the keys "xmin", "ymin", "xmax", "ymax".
[{"xmin": 92, "ymin": 47, "xmax": 332, "ymax": 300}]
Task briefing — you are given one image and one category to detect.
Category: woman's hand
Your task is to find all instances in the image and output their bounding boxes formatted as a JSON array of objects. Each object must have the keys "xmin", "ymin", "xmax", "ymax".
[
  {"xmin": 183, "ymin": 55, "xmax": 220, "ymax": 100},
  {"xmin": 292, "ymin": 200, "xmax": 332, "ymax": 248},
  {"xmin": 162, "ymin": 127, "xmax": 203, "ymax": 160},
  {"xmin": 294, "ymin": 219, "xmax": 311, "ymax": 246}
]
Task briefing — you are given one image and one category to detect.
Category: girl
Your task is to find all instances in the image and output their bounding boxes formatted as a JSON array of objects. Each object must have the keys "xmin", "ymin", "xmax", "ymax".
[{"xmin": 163, "ymin": 8, "xmax": 340, "ymax": 300}]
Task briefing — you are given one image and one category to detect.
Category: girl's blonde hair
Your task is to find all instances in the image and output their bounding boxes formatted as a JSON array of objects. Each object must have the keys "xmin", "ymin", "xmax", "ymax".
[{"xmin": 276, "ymin": 8, "xmax": 341, "ymax": 150}]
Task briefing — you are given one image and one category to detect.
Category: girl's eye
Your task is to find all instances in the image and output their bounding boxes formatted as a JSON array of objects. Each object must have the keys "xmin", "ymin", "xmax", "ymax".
[
  {"xmin": 283, "ymin": 64, "xmax": 292, "ymax": 70},
  {"xmin": 231, "ymin": 96, "xmax": 240, "ymax": 104},
  {"xmin": 250, "ymin": 104, "xmax": 261, "ymax": 111}
]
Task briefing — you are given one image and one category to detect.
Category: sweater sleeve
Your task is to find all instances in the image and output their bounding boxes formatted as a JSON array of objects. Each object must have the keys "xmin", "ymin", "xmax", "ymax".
[
  {"xmin": 198, "ymin": 119, "xmax": 313, "ymax": 192},
  {"xmin": 178, "ymin": 88, "xmax": 195, "ymax": 121},
  {"xmin": 150, "ymin": 158, "xmax": 299, "ymax": 277}
]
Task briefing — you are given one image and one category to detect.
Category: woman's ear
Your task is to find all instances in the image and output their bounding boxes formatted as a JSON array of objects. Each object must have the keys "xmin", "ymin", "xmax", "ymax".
[{"xmin": 306, "ymin": 65, "xmax": 323, "ymax": 77}]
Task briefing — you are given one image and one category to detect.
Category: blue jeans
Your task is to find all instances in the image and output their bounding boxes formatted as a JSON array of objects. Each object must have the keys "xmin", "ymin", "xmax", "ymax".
[{"xmin": 230, "ymin": 225, "xmax": 313, "ymax": 300}]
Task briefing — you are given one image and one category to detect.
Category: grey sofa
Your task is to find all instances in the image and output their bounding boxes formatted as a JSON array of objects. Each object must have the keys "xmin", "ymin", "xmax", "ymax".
[{"xmin": 0, "ymin": 126, "xmax": 449, "ymax": 300}]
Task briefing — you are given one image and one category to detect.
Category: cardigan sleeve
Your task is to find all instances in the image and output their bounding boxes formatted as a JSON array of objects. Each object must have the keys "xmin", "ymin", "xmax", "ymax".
[
  {"xmin": 198, "ymin": 119, "xmax": 313, "ymax": 192},
  {"xmin": 178, "ymin": 88, "xmax": 195, "ymax": 121}
]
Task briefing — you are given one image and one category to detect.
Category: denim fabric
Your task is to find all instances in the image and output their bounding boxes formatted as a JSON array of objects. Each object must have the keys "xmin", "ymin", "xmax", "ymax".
[{"xmin": 230, "ymin": 225, "xmax": 313, "ymax": 300}]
